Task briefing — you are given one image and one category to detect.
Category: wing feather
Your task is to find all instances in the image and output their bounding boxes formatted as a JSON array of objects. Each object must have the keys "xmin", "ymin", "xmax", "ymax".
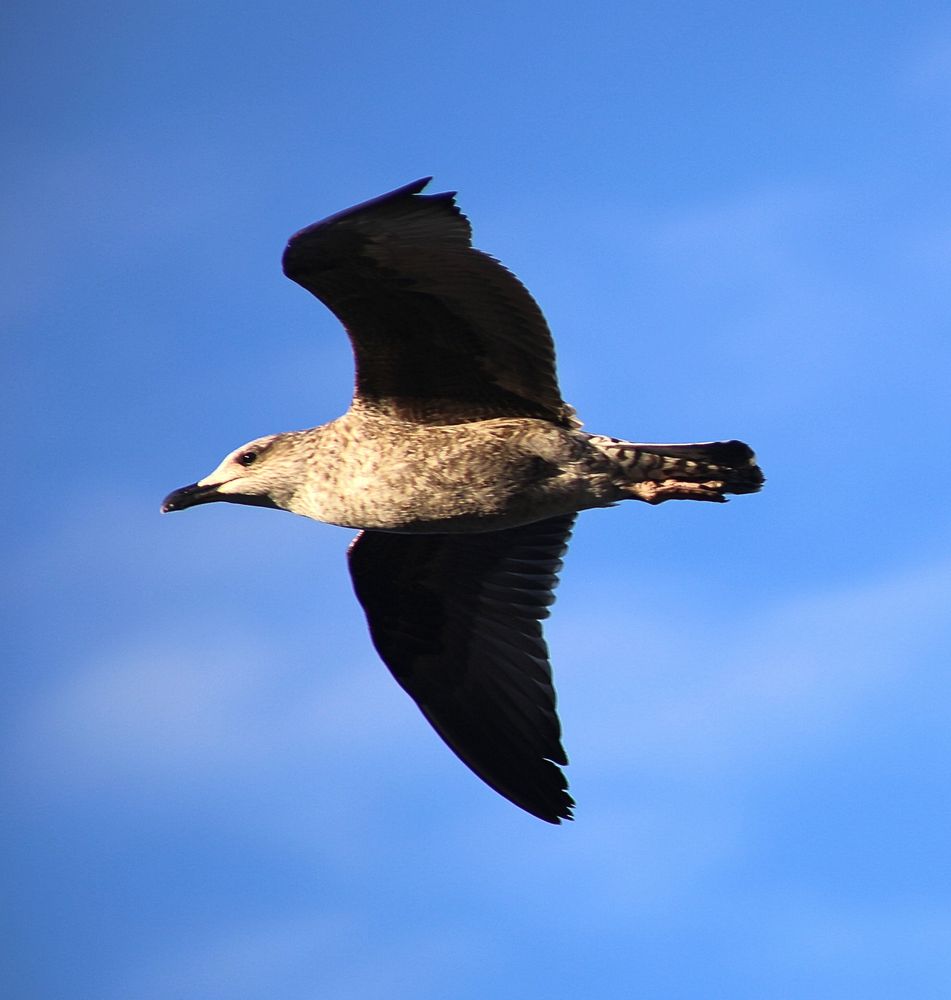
[
  {"xmin": 282, "ymin": 179, "xmax": 577, "ymax": 427},
  {"xmin": 347, "ymin": 515, "xmax": 576, "ymax": 823}
]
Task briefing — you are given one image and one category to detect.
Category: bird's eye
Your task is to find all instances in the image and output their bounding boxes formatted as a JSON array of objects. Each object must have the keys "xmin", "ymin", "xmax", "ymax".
[{"xmin": 237, "ymin": 450, "xmax": 258, "ymax": 467}]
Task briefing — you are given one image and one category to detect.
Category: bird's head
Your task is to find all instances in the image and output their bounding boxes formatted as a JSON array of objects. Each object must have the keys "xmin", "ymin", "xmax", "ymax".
[{"xmin": 161, "ymin": 433, "xmax": 302, "ymax": 514}]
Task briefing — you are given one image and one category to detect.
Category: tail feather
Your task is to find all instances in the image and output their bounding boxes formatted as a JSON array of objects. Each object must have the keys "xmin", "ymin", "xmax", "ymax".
[{"xmin": 588, "ymin": 435, "xmax": 765, "ymax": 501}]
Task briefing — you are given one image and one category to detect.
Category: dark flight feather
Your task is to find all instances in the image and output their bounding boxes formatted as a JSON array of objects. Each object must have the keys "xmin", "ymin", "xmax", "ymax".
[
  {"xmin": 347, "ymin": 515, "xmax": 576, "ymax": 823},
  {"xmin": 282, "ymin": 178, "xmax": 577, "ymax": 427}
]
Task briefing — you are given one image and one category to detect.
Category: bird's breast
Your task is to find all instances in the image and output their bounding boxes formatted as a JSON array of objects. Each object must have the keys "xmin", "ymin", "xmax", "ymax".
[{"xmin": 286, "ymin": 415, "xmax": 613, "ymax": 533}]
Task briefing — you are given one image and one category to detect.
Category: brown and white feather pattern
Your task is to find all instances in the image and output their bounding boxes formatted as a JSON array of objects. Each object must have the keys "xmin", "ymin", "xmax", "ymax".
[{"xmin": 586, "ymin": 435, "xmax": 765, "ymax": 496}]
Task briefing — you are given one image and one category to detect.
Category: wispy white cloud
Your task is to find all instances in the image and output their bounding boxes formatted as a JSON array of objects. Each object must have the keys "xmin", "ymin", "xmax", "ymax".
[
  {"xmin": 642, "ymin": 187, "xmax": 871, "ymax": 411},
  {"xmin": 107, "ymin": 910, "xmax": 478, "ymax": 1000},
  {"xmin": 555, "ymin": 547, "xmax": 951, "ymax": 779},
  {"xmin": 11, "ymin": 627, "xmax": 409, "ymax": 793}
]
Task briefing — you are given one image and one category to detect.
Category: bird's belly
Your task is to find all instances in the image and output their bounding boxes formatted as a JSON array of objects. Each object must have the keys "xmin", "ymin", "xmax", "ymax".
[{"xmin": 294, "ymin": 422, "xmax": 617, "ymax": 533}]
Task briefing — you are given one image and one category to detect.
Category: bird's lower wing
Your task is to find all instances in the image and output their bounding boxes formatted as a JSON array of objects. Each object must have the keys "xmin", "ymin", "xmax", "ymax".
[{"xmin": 347, "ymin": 515, "xmax": 576, "ymax": 823}]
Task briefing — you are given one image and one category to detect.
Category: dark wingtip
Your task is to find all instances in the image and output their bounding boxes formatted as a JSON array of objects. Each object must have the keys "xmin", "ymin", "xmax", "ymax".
[
  {"xmin": 531, "ymin": 797, "xmax": 574, "ymax": 825},
  {"xmin": 299, "ymin": 176, "xmax": 437, "ymax": 232},
  {"xmin": 282, "ymin": 176, "xmax": 468, "ymax": 282},
  {"xmin": 369, "ymin": 177, "xmax": 433, "ymax": 200},
  {"xmin": 405, "ymin": 176, "xmax": 433, "ymax": 193},
  {"xmin": 498, "ymin": 759, "xmax": 574, "ymax": 824},
  {"xmin": 549, "ymin": 797, "xmax": 576, "ymax": 824},
  {"xmin": 398, "ymin": 176, "xmax": 461, "ymax": 208}
]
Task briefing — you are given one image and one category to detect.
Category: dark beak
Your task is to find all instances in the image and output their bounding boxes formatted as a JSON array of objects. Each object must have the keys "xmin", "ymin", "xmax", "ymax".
[
  {"xmin": 161, "ymin": 482, "xmax": 223, "ymax": 513},
  {"xmin": 161, "ymin": 482, "xmax": 280, "ymax": 513}
]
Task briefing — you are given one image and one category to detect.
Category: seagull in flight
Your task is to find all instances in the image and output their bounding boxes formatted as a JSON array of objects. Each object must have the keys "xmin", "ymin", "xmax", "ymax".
[{"xmin": 162, "ymin": 178, "xmax": 763, "ymax": 823}]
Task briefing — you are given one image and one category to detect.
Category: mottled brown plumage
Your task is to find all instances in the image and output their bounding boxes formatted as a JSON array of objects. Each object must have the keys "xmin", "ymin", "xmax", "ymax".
[{"xmin": 162, "ymin": 179, "xmax": 763, "ymax": 823}]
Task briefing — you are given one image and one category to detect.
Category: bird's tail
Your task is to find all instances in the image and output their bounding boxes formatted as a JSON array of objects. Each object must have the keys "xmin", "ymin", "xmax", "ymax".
[{"xmin": 587, "ymin": 435, "xmax": 765, "ymax": 504}]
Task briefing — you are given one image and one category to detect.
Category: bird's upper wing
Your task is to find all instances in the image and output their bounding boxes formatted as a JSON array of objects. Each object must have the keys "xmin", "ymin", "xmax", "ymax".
[
  {"xmin": 347, "ymin": 515, "xmax": 576, "ymax": 823},
  {"xmin": 282, "ymin": 178, "xmax": 577, "ymax": 426}
]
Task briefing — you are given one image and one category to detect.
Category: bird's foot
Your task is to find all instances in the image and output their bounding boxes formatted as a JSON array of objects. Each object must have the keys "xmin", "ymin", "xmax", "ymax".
[{"xmin": 625, "ymin": 479, "xmax": 728, "ymax": 505}]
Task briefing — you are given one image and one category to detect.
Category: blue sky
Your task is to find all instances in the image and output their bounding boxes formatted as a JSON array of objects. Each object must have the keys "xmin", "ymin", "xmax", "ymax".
[{"xmin": 4, "ymin": 2, "xmax": 951, "ymax": 997}]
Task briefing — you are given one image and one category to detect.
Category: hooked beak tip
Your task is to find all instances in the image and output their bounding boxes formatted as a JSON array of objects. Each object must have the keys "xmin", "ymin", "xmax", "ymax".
[{"xmin": 161, "ymin": 482, "xmax": 216, "ymax": 513}]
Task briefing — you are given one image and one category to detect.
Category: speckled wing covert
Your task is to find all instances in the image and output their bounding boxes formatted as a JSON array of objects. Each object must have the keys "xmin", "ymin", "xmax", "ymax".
[
  {"xmin": 281, "ymin": 177, "xmax": 577, "ymax": 427},
  {"xmin": 347, "ymin": 515, "xmax": 576, "ymax": 823}
]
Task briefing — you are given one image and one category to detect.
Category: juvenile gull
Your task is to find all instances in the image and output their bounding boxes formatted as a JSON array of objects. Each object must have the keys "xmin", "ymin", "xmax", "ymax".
[{"xmin": 162, "ymin": 178, "xmax": 764, "ymax": 823}]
